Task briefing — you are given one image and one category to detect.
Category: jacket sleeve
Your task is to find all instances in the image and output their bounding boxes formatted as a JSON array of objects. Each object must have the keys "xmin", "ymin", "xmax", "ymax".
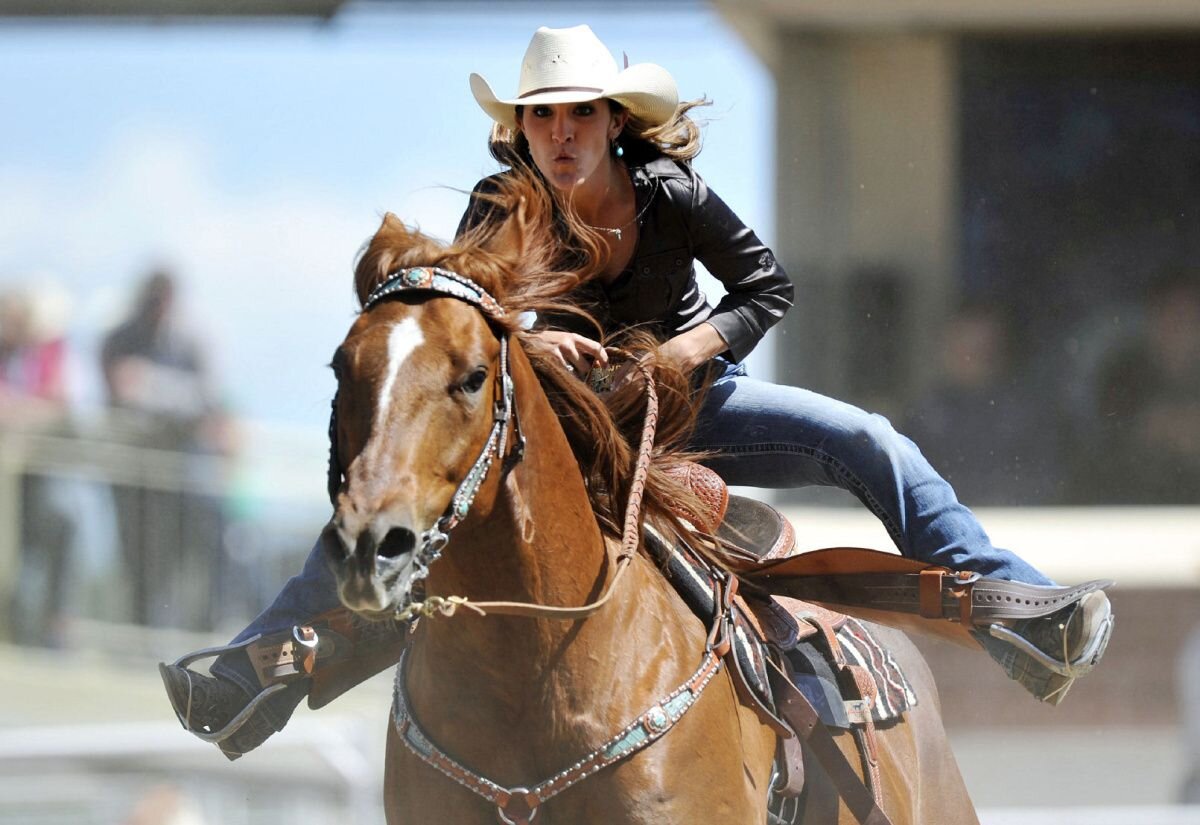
[{"xmin": 679, "ymin": 170, "xmax": 794, "ymax": 363}]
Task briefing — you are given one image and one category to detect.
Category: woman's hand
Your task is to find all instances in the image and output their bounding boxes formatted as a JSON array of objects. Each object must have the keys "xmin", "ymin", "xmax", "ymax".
[
  {"xmin": 657, "ymin": 323, "xmax": 729, "ymax": 374},
  {"xmin": 602, "ymin": 322, "xmax": 731, "ymax": 394},
  {"xmin": 527, "ymin": 330, "xmax": 609, "ymax": 376}
]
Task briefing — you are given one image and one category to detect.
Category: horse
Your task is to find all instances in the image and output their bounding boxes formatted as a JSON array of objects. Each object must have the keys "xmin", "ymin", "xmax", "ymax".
[{"xmin": 320, "ymin": 180, "xmax": 978, "ymax": 824}]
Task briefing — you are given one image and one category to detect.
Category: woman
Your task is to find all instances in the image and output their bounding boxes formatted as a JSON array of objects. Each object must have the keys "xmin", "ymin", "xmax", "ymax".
[{"xmin": 161, "ymin": 24, "xmax": 1113, "ymax": 759}]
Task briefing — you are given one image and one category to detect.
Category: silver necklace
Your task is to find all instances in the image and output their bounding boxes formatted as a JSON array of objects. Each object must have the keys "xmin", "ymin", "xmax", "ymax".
[
  {"xmin": 585, "ymin": 175, "xmax": 651, "ymax": 242},
  {"xmin": 586, "ymin": 202, "xmax": 648, "ymax": 242}
]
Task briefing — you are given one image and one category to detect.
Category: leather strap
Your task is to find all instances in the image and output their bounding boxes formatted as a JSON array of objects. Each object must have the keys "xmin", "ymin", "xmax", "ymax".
[
  {"xmin": 758, "ymin": 567, "xmax": 1113, "ymax": 626},
  {"xmin": 395, "ymin": 353, "xmax": 659, "ymax": 624},
  {"xmin": 392, "ymin": 644, "xmax": 725, "ymax": 822},
  {"xmin": 775, "ymin": 727, "xmax": 807, "ymax": 798},
  {"xmin": 768, "ymin": 658, "xmax": 894, "ymax": 825},
  {"xmin": 968, "ymin": 577, "xmax": 1113, "ymax": 622},
  {"xmin": 246, "ymin": 626, "xmax": 318, "ymax": 687}
]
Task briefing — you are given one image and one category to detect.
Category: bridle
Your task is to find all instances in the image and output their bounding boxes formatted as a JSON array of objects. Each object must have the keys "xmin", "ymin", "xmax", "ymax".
[
  {"xmin": 326, "ymin": 265, "xmax": 525, "ymax": 600},
  {"xmin": 327, "ymin": 263, "xmax": 658, "ymax": 625},
  {"xmin": 329, "ymin": 265, "xmax": 732, "ymax": 825}
]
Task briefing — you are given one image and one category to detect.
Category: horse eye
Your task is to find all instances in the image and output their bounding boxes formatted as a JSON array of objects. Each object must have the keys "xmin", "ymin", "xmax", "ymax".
[
  {"xmin": 460, "ymin": 367, "xmax": 488, "ymax": 395},
  {"xmin": 329, "ymin": 347, "xmax": 348, "ymax": 381}
]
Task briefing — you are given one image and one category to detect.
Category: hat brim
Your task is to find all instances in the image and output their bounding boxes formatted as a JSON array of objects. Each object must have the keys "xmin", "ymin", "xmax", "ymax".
[{"xmin": 470, "ymin": 63, "xmax": 678, "ymax": 131}]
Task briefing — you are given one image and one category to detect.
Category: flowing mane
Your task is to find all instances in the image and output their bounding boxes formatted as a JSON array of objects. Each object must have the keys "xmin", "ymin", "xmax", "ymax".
[{"xmin": 352, "ymin": 172, "xmax": 717, "ymax": 558}]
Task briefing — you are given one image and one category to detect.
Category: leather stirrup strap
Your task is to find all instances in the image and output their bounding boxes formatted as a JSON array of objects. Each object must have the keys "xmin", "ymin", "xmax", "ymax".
[
  {"xmin": 749, "ymin": 548, "xmax": 1113, "ymax": 625},
  {"xmin": 768, "ymin": 659, "xmax": 894, "ymax": 825}
]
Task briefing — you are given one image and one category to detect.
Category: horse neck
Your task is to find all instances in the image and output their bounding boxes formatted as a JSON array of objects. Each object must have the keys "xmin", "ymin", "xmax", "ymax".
[
  {"xmin": 417, "ymin": 343, "xmax": 615, "ymax": 667},
  {"xmin": 402, "ymin": 344, "xmax": 707, "ymax": 775}
]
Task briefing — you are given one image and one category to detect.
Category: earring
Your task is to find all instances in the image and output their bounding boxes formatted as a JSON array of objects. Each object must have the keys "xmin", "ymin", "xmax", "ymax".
[{"xmin": 612, "ymin": 139, "xmax": 624, "ymax": 158}]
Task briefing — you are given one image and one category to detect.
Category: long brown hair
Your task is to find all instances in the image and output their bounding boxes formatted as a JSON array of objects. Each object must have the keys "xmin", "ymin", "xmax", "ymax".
[
  {"xmin": 479, "ymin": 98, "xmax": 709, "ymax": 282},
  {"xmin": 352, "ymin": 172, "xmax": 719, "ymax": 561}
]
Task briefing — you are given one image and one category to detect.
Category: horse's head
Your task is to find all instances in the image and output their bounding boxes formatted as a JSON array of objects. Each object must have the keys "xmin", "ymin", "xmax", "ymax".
[
  {"xmin": 322, "ymin": 208, "xmax": 536, "ymax": 618},
  {"xmin": 322, "ymin": 178, "xmax": 715, "ymax": 621}
]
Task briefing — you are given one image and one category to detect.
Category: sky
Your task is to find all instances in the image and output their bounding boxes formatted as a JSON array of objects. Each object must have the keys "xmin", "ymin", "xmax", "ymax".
[{"xmin": 0, "ymin": 4, "xmax": 774, "ymax": 438}]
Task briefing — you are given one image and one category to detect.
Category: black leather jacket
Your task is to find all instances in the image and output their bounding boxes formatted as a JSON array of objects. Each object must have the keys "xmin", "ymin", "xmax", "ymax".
[{"xmin": 458, "ymin": 156, "xmax": 793, "ymax": 363}]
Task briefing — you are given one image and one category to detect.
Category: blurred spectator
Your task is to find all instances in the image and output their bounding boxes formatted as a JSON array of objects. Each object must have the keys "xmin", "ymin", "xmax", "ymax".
[
  {"xmin": 902, "ymin": 301, "xmax": 1066, "ymax": 505},
  {"xmin": 101, "ymin": 271, "xmax": 214, "ymax": 437},
  {"xmin": 0, "ymin": 285, "xmax": 77, "ymax": 646},
  {"xmin": 1075, "ymin": 268, "xmax": 1200, "ymax": 503},
  {"xmin": 100, "ymin": 269, "xmax": 231, "ymax": 629}
]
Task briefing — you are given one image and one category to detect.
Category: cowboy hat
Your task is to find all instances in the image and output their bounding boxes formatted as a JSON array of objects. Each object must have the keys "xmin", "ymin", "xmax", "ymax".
[{"xmin": 470, "ymin": 25, "xmax": 679, "ymax": 130}]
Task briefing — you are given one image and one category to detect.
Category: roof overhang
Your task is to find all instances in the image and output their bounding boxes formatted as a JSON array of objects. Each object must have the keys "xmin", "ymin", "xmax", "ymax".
[
  {"xmin": 714, "ymin": 0, "xmax": 1200, "ymax": 71},
  {"xmin": 0, "ymin": 0, "xmax": 345, "ymax": 17}
]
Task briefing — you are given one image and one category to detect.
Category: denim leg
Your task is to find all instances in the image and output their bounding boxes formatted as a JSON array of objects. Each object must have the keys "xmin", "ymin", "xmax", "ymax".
[
  {"xmin": 210, "ymin": 531, "xmax": 342, "ymax": 699},
  {"xmin": 692, "ymin": 373, "xmax": 1054, "ymax": 585}
]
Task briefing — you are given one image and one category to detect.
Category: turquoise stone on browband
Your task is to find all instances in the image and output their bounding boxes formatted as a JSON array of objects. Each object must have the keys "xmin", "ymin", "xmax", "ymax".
[{"xmin": 365, "ymin": 266, "xmax": 506, "ymax": 320}]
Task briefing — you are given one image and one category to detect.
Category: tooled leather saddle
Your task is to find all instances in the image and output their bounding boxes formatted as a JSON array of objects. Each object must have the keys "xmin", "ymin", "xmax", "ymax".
[{"xmin": 660, "ymin": 461, "xmax": 1111, "ymax": 825}]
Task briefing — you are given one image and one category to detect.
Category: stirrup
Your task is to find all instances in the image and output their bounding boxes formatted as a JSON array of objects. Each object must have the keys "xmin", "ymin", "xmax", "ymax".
[
  {"xmin": 985, "ymin": 601, "xmax": 1115, "ymax": 678},
  {"xmin": 162, "ymin": 629, "xmax": 315, "ymax": 744}
]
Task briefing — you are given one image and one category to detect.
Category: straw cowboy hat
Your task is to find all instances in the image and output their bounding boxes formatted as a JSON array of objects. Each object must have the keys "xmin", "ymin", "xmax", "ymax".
[{"xmin": 470, "ymin": 25, "xmax": 679, "ymax": 130}]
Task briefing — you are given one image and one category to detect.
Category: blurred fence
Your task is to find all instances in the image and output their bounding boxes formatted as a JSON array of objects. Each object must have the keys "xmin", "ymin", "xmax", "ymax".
[
  {"xmin": 0, "ymin": 715, "xmax": 386, "ymax": 825},
  {"xmin": 0, "ymin": 413, "xmax": 329, "ymax": 649},
  {"xmin": 0, "ymin": 414, "xmax": 367, "ymax": 824}
]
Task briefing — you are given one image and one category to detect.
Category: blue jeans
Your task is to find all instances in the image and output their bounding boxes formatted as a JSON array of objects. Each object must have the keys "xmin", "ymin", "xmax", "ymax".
[
  {"xmin": 224, "ymin": 363, "xmax": 1052, "ymax": 674},
  {"xmin": 213, "ymin": 532, "xmax": 343, "ymax": 698},
  {"xmin": 694, "ymin": 362, "xmax": 1052, "ymax": 585}
]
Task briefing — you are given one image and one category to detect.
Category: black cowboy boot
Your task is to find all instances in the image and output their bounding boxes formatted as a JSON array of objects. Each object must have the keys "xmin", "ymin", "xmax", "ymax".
[
  {"xmin": 977, "ymin": 590, "xmax": 1114, "ymax": 705},
  {"xmin": 160, "ymin": 608, "xmax": 408, "ymax": 759},
  {"xmin": 159, "ymin": 654, "xmax": 307, "ymax": 761}
]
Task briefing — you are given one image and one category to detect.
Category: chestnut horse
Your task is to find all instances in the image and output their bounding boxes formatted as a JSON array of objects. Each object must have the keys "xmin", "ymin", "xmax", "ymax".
[{"xmin": 322, "ymin": 185, "xmax": 977, "ymax": 824}]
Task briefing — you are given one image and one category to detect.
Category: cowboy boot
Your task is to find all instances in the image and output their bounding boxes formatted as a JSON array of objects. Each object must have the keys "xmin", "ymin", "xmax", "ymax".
[
  {"xmin": 160, "ymin": 607, "xmax": 408, "ymax": 760},
  {"xmin": 976, "ymin": 589, "xmax": 1115, "ymax": 705}
]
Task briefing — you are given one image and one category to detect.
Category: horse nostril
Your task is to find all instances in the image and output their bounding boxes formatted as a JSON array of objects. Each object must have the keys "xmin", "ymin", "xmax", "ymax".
[
  {"xmin": 320, "ymin": 522, "xmax": 350, "ymax": 562},
  {"xmin": 377, "ymin": 527, "xmax": 417, "ymax": 560}
]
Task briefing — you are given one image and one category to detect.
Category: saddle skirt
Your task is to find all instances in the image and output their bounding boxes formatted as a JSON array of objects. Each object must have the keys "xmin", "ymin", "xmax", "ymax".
[{"xmin": 644, "ymin": 524, "xmax": 917, "ymax": 732}]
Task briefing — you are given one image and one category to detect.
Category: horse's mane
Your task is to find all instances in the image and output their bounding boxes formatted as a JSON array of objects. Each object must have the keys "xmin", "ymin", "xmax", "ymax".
[{"xmin": 353, "ymin": 172, "xmax": 725, "ymax": 566}]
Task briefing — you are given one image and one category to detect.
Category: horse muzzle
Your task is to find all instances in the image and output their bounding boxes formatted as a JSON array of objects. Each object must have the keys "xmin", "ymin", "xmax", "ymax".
[{"xmin": 322, "ymin": 518, "xmax": 423, "ymax": 616}]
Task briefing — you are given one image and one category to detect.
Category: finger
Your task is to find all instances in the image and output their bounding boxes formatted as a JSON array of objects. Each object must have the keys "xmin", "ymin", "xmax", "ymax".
[{"xmin": 573, "ymin": 336, "xmax": 609, "ymax": 367}]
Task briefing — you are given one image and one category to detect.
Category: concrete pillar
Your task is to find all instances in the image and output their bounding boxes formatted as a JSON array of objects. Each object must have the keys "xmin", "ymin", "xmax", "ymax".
[{"xmin": 774, "ymin": 32, "xmax": 958, "ymax": 415}]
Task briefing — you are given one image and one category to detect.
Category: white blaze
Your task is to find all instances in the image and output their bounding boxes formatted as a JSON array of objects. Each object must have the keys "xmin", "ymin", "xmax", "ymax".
[{"xmin": 375, "ymin": 317, "xmax": 424, "ymax": 427}]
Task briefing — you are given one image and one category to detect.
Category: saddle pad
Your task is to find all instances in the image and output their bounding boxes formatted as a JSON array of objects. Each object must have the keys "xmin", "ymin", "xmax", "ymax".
[
  {"xmin": 785, "ymin": 642, "xmax": 852, "ymax": 729},
  {"xmin": 836, "ymin": 617, "xmax": 917, "ymax": 723},
  {"xmin": 646, "ymin": 526, "xmax": 773, "ymax": 710},
  {"xmin": 647, "ymin": 526, "xmax": 915, "ymax": 728}
]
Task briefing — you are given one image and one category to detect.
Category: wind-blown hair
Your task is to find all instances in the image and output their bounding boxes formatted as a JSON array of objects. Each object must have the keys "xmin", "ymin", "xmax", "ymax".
[
  {"xmin": 479, "ymin": 99, "xmax": 709, "ymax": 281},
  {"xmin": 352, "ymin": 172, "xmax": 718, "ymax": 559}
]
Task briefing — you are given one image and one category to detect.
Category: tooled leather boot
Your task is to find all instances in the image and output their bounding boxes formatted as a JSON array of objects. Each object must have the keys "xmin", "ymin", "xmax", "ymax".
[{"xmin": 160, "ymin": 607, "xmax": 408, "ymax": 759}]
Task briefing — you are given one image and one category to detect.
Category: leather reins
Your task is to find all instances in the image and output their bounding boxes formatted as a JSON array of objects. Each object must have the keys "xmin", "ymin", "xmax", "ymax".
[{"xmin": 328, "ymin": 265, "xmax": 658, "ymax": 624}]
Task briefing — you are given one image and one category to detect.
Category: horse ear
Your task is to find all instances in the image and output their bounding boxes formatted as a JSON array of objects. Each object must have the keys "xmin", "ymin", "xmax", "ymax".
[
  {"xmin": 356, "ymin": 212, "xmax": 420, "ymax": 305},
  {"xmin": 379, "ymin": 212, "xmax": 410, "ymax": 240}
]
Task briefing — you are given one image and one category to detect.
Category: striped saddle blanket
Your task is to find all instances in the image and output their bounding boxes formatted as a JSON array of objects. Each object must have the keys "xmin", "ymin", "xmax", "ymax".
[{"xmin": 651, "ymin": 529, "xmax": 916, "ymax": 730}]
